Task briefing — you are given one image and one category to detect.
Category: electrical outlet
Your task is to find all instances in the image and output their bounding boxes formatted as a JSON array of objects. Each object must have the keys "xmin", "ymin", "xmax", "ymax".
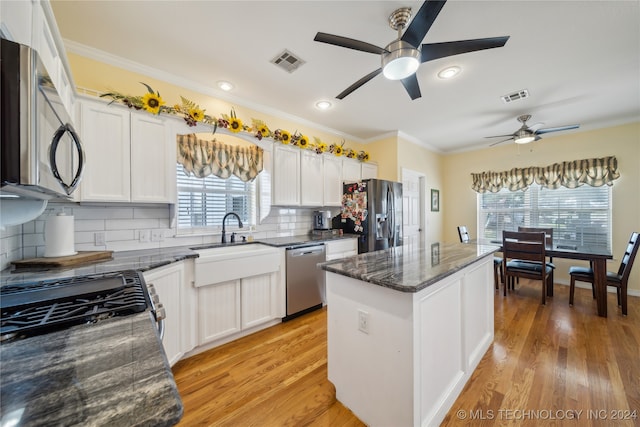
[
  {"xmin": 151, "ymin": 230, "xmax": 164, "ymax": 242},
  {"xmin": 358, "ymin": 309, "xmax": 369, "ymax": 334},
  {"xmin": 139, "ymin": 230, "xmax": 150, "ymax": 243},
  {"xmin": 94, "ymin": 232, "xmax": 106, "ymax": 246}
]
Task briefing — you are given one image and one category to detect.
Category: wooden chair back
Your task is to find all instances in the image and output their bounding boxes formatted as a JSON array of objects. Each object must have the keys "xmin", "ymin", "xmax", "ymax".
[
  {"xmin": 518, "ymin": 227, "xmax": 553, "ymax": 249},
  {"xmin": 503, "ymin": 231, "xmax": 547, "ymax": 265},
  {"xmin": 617, "ymin": 232, "xmax": 640, "ymax": 281},
  {"xmin": 457, "ymin": 226, "xmax": 470, "ymax": 243}
]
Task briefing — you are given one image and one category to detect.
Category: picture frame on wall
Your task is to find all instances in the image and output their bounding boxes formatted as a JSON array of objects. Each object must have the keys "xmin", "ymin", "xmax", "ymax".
[{"xmin": 431, "ymin": 189, "xmax": 440, "ymax": 212}]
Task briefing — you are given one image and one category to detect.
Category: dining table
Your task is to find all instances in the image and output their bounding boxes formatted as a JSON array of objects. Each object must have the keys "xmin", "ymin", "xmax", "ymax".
[{"xmin": 481, "ymin": 239, "xmax": 613, "ymax": 317}]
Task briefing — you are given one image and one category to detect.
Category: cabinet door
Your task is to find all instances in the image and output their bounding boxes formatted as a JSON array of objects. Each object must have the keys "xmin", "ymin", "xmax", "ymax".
[
  {"xmin": 342, "ymin": 159, "xmax": 361, "ymax": 183},
  {"xmin": 130, "ymin": 113, "xmax": 176, "ymax": 203},
  {"xmin": 79, "ymin": 99, "xmax": 131, "ymax": 202},
  {"xmin": 273, "ymin": 144, "xmax": 300, "ymax": 205},
  {"xmin": 300, "ymin": 150, "xmax": 323, "ymax": 206},
  {"xmin": 198, "ymin": 280, "xmax": 241, "ymax": 345},
  {"xmin": 361, "ymin": 163, "xmax": 378, "ymax": 180},
  {"xmin": 31, "ymin": 5, "xmax": 59, "ymax": 91},
  {"xmin": 0, "ymin": 0, "xmax": 33, "ymax": 46},
  {"xmin": 241, "ymin": 273, "xmax": 278, "ymax": 329},
  {"xmin": 323, "ymin": 155, "xmax": 342, "ymax": 207},
  {"xmin": 143, "ymin": 263, "xmax": 185, "ymax": 366}
]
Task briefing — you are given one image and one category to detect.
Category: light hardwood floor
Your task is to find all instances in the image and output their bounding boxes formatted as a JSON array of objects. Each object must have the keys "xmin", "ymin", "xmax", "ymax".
[{"xmin": 172, "ymin": 281, "xmax": 640, "ymax": 426}]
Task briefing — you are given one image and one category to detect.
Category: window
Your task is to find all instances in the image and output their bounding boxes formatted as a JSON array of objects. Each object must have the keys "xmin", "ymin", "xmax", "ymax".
[
  {"xmin": 478, "ymin": 184, "xmax": 612, "ymax": 251},
  {"xmin": 176, "ymin": 164, "xmax": 256, "ymax": 232}
]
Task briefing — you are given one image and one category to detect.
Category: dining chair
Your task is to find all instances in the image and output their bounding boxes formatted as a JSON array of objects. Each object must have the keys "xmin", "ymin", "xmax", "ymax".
[
  {"xmin": 457, "ymin": 225, "xmax": 504, "ymax": 289},
  {"xmin": 518, "ymin": 226, "xmax": 556, "ymax": 293},
  {"xmin": 569, "ymin": 231, "xmax": 639, "ymax": 315},
  {"xmin": 502, "ymin": 231, "xmax": 554, "ymax": 304}
]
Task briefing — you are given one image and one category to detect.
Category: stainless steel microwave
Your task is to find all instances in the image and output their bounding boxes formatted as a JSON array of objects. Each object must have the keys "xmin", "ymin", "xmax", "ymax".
[{"xmin": 1, "ymin": 38, "xmax": 85, "ymax": 200}]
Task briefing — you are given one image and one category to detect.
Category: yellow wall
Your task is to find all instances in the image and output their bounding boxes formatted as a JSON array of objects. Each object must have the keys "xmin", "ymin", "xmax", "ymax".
[
  {"xmin": 365, "ymin": 135, "xmax": 398, "ymax": 181},
  {"xmin": 442, "ymin": 122, "xmax": 640, "ymax": 292},
  {"xmin": 397, "ymin": 136, "xmax": 445, "ymax": 242},
  {"xmin": 68, "ymin": 53, "xmax": 367, "ymax": 155}
]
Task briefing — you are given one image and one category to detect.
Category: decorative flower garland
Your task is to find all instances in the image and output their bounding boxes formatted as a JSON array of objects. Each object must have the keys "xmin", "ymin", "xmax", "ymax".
[{"xmin": 101, "ymin": 83, "xmax": 370, "ymax": 162}]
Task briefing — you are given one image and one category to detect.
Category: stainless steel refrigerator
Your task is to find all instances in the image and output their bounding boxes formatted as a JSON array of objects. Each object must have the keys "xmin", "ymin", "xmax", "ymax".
[{"xmin": 337, "ymin": 179, "xmax": 403, "ymax": 254}]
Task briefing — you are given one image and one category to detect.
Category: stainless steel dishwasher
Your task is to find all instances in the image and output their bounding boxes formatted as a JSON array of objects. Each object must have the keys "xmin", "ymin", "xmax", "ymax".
[{"xmin": 285, "ymin": 244, "xmax": 326, "ymax": 320}]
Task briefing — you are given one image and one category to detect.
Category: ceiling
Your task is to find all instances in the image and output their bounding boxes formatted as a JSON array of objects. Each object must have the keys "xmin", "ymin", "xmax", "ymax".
[{"xmin": 50, "ymin": 1, "xmax": 640, "ymax": 153}]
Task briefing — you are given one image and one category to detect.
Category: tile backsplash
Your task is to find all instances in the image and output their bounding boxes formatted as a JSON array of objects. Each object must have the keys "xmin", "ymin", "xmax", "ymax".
[{"xmin": 1, "ymin": 201, "xmax": 337, "ymax": 271}]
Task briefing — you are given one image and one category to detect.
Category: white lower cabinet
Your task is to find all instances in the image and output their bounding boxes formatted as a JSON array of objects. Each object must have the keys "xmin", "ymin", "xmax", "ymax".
[
  {"xmin": 193, "ymin": 244, "xmax": 284, "ymax": 349},
  {"xmin": 143, "ymin": 261, "xmax": 194, "ymax": 366},
  {"xmin": 325, "ymin": 238, "xmax": 358, "ymax": 261},
  {"xmin": 198, "ymin": 280, "xmax": 241, "ymax": 344}
]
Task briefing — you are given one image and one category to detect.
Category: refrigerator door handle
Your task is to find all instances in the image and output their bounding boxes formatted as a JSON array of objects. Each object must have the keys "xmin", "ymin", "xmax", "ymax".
[{"xmin": 387, "ymin": 186, "xmax": 395, "ymax": 242}]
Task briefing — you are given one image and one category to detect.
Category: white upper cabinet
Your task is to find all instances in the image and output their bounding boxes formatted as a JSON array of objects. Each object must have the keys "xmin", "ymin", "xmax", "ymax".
[
  {"xmin": 361, "ymin": 162, "xmax": 378, "ymax": 180},
  {"xmin": 79, "ymin": 96, "xmax": 175, "ymax": 203},
  {"xmin": 79, "ymin": 98, "xmax": 131, "ymax": 202},
  {"xmin": 300, "ymin": 150, "xmax": 323, "ymax": 207},
  {"xmin": 342, "ymin": 158, "xmax": 362, "ymax": 183},
  {"xmin": 272, "ymin": 144, "xmax": 300, "ymax": 206},
  {"xmin": 131, "ymin": 113, "xmax": 176, "ymax": 202},
  {"xmin": 1, "ymin": 0, "xmax": 33, "ymax": 46},
  {"xmin": 323, "ymin": 155, "xmax": 343, "ymax": 207}
]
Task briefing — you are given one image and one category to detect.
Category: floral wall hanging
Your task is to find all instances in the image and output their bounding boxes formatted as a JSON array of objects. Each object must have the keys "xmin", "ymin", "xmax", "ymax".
[{"xmin": 101, "ymin": 82, "xmax": 371, "ymax": 162}]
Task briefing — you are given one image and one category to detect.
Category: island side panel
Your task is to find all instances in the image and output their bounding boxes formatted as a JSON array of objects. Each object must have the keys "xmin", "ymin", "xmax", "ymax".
[
  {"xmin": 415, "ymin": 257, "xmax": 494, "ymax": 426},
  {"xmin": 326, "ymin": 272, "xmax": 415, "ymax": 427}
]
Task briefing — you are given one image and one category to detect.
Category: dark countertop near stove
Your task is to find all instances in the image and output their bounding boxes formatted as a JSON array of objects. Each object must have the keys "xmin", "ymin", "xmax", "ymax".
[
  {"xmin": 320, "ymin": 241, "xmax": 501, "ymax": 292},
  {"xmin": 0, "ymin": 312, "xmax": 182, "ymax": 427}
]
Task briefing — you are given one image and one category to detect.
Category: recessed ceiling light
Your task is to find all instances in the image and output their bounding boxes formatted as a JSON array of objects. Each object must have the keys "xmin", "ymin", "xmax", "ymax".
[
  {"xmin": 217, "ymin": 80, "xmax": 234, "ymax": 91},
  {"xmin": 437, "ymin": 66, "xmax": 461, "ymax": 80},
  {"xmin": 315, "ymin": 100, "xmax": 332, "ymax": 110}
]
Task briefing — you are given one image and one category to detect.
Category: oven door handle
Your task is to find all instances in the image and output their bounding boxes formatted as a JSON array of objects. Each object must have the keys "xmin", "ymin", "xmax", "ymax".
[{"xmin": 155, "ymin": 305, "xmax": 166, "ymax": 341}]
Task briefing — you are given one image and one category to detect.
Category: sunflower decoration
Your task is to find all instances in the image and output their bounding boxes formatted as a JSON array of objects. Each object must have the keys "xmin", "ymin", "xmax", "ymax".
[
  {"xmin": 274, "ymin": 129, "xmax": 292, "ymax": 144},
  {"xmin": 298, "ymin": 134, "xmax": 310, "ymax": 149},
  {"xmin": 345, "ymin": 148, "xmax": 357, "ymax": 158},
  {"xmin": 251, "ymin": 119, "xmax": 271, "ymax": 141},
  {"xmin": 140, "ymin": 83, "xmax": 165, "ymax": 115},
  {"xmin": 312, "ymin": 137, "xmax": 327, "ymax": 154},
  {"xmin": 330, "ymin": 140, "xmax": 345, "ymax": 156},
  {"xmin": 175, "ymin": 96, "xmax": 214, "ymax": 127},
  {"xmin": 357, "ymin": 151, "xmax": 370, "ymax": 162},
  {"xmin": 226, "ymin": 108, "xmax": 243, "ymax": 133}
]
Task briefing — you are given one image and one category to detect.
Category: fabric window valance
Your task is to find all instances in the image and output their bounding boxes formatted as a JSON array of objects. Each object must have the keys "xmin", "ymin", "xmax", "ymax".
[
  {"xmin": 471, "ymin": 156, "xmax": 619, "ymax": 193},
  {"xmin": 176, "ymin": 134, "xmax": 263, "ymax": 182}
]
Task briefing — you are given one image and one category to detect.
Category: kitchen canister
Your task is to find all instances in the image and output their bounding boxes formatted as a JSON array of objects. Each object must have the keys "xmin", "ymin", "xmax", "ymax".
[{"xmin": 44, "ymin": 213, "xmax": 77, "ymax": 257}]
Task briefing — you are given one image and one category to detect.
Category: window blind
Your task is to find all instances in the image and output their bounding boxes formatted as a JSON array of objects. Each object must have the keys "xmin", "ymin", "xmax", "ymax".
[
  {"xmin": 176, "ymin": 164, "xmax": 255, "ymax": 230},
  {"xmin": 478, "ymin": 183, "xmax": 611, "ymax": 251}
]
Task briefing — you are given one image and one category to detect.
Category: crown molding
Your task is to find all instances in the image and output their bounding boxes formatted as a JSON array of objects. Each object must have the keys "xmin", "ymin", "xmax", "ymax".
[
  {"xmin": 63, "ymin": 39, "xmax": 365, "ymax": 143},
  {"xmin": 361, "ymin": 130, "xmax": 442, "ymax": 153}
]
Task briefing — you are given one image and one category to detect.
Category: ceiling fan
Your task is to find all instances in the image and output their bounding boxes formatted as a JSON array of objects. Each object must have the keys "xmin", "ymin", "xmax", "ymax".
[
  {"xmin": 486, "ymin": 114, "xmax": 580, "ymax": 146},
  {"xmin": 313, "ymin": 0, "xmax": 509, "ymax": 100}
]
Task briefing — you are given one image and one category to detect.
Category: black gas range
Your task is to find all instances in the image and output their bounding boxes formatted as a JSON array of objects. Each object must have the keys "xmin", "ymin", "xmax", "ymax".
[{"xmin": 0, "ymin": 270, "xmax": 163, "ymax": 343}]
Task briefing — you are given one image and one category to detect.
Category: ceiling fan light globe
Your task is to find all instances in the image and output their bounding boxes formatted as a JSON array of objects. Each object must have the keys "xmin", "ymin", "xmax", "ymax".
[
  {"xmin": 514, "ymin": 135, "xmax": 535, "ymax": 144},
  {"xmin": 382, "ymin": 41, "xmax": 421, "ymax": 80}
]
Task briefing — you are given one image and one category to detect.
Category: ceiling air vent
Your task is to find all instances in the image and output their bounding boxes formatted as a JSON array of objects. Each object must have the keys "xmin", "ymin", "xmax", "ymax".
[
  {"xmin": 501, "ymin": 89, "xmax": 529, "ymax": 104},
  {"xmin": 271, "ymin": 49, "xmax": 306, "ymax": 73}
]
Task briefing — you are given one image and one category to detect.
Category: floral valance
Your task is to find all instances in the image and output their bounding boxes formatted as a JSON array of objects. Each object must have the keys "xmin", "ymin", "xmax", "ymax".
[
  {"xmin": 177, "ymin": 134, "xmax": 263, "ymax": 182},
  {"xmin": 471, "ymin": 156, "xmax": 620, "ymax": 193}
]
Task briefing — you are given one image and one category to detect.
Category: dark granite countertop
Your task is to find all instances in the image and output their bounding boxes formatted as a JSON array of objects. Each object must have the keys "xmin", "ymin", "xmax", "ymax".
[
  {"xmin": 0, "ymin": 312, "xmax": 183, "ymax": 427},
  {"xmin": 320, "ymin": 241, "xmax": 500, "ymax": 292}
]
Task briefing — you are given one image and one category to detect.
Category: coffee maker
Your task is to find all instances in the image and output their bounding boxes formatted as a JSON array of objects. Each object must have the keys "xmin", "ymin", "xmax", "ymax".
[{"xmin": 313, "ymin": 210, "xmax": 331, "ymax": 230}]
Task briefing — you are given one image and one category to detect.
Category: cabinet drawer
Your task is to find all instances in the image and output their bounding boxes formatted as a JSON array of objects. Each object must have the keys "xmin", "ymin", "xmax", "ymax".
[{"xmin": 326, "ymin": 239, "xmax": 357, "ymax": 256}]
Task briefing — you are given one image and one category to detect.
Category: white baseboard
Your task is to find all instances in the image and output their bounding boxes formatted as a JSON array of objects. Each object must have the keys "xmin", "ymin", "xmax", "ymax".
[{"xmin": 554, "ymin": 279, "xmax": 640, "ymax": 297}]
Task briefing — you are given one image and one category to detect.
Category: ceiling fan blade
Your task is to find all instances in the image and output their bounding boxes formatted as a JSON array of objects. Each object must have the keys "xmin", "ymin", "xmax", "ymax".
[
  {"xmin": 489, "ymin": 137, "xmax": 514, "ymax": 147},
  {"xmin": 401, "ymin": 74, "xmax": 422, "ymax": 100},
  {"xmin": 485, "ymin": 134, "xmax": 515, "ymax": 139},
  {"xmin": 535, "ymin": 124, "xmax": 580, "ymax": 135},
  {"xmin": 421, "ymin": 36, "xmax": 510, "ymax": 62},
  {"xmin": 401, "ymin": 0, "xmax": 447, "ymax": 48},
  {"xmin": 336, "ymin": 68, "xmax": 383, "ymax": 99},
  {"xmin": 314, "ymin": 32, "xmax": 388, "ymax": 55}
]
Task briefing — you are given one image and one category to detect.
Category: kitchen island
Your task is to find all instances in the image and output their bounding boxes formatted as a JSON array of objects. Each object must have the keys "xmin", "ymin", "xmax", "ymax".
[{"xmin": 320, "ymin": 241, "xmax": 499, "ymax": 427}]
